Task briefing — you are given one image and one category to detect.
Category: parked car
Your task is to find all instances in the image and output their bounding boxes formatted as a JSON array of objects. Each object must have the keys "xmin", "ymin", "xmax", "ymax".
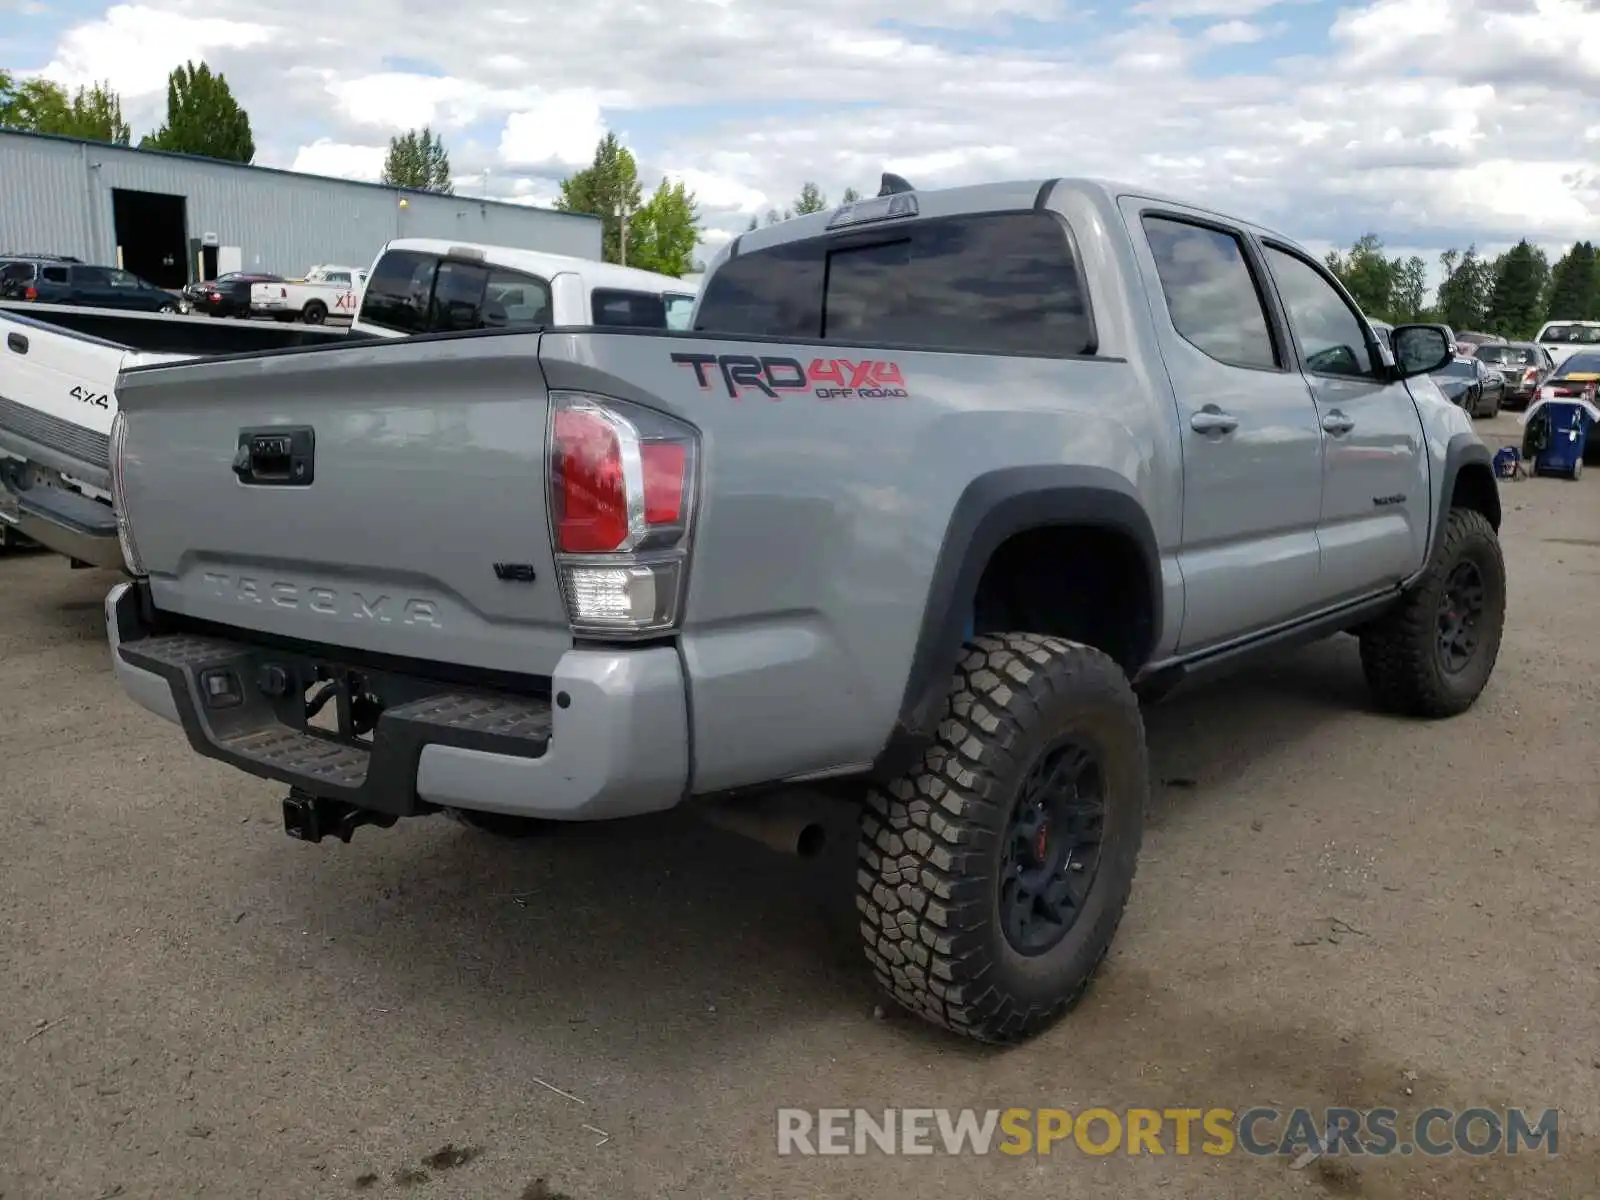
[
  {"xmin": 9, "ymin": 262, "xmax": 186, "ymax": 313},
  {"xmin": 250, "ymin": 265, "xmax": 367, "ymax": 324},
  {"xmin": 193, "ymin": 272, "xmax": 284, "ymax": 318},
  {"xmin": 1454, "ymin": 330, "xmax": 1504, "ymax": 355},
  {"xmin": 1472, "ymin": 341, "xmax": 1553, "ymax": 409},
  {"xmin": 1535, "ymin": 349, "xmax": 1600, "ymax": 399},
  {"xmin": 1432, "ymin": 355, "xmax": 1504, "ymax": 417},
  {"xmin": 0, "ymin": 253, "xmax": 84, "ymax": 299},
  {"xmin": 103, "ymin": 174, "xmax": 1503, "ymax": 1047},
  {"xmin": 1534, "ymin": 319, "xmax": 1600, "ymax": 368}
]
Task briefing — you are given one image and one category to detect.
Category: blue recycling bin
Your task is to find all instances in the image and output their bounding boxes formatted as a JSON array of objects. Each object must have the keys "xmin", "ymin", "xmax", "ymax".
[{"xmin": 1531, "ymin": 401, "xmax": 1595, "ymax": 479}]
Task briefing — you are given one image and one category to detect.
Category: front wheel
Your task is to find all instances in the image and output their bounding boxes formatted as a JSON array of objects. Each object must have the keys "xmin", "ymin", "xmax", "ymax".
[
  {"xmin": 857, "ymin": 633, "xmax": 1147, "ymax": 1045},
  {"xmin": 158, "ymin": 304, "xmax": 176, "ymax": 314},
  {"xmin": 302, "ymin": 301, "xmax": 327, "ymax": 325},
  {"xmin": 1358, "ymin": 508, "xmax": 1506, "ymax": 718}
]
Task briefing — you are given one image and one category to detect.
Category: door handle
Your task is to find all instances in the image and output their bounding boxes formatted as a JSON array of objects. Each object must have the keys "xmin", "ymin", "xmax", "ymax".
[
  {"xmin": 1321, "ymin": 412, "xmax": 1355, "ymax": 436},
  {"xmin": 5, "ymin": 332, "xmax": 26, "ymax": 354},
  {"xmin": 1190, "ymin": 408, "xmax": 1238, "ymax": 435}
]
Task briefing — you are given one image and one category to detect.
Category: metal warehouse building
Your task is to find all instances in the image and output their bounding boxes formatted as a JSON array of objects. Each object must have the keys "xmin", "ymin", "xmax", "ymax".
[{"xmin": 0, "ymin": 129, "xmax": 601, "ymax": 289}]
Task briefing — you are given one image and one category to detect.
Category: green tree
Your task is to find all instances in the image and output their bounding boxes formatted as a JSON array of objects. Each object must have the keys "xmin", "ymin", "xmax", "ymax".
[
  {"xmin": 0, "ymin": 73, "xmax": 128, "ymax": 144},
  {"xmin": 139, "ymin": 61, "xmax": 254, "ymax": 163},
  {"xmin": 556, "ymin": 132, "xmax": 641, "ymax": 265},
  {"xmin": 1435, "ymin": 246, "xmax": 1493, "ymax": 331},
  {"xmin": 627, "ymin": 176, "xmax": 701, "ymax": 276},
  {"xmin": 840, "ymin": 186, "xmax": 862, "ymax": 204},
  {"xmin": 1485, "ymin": 240, "xmax": 1548, "ymax": 338},
  {"xmin": 1325, "ymin": 233, "xmax": 1395, "ymax": 318},
  {"xmin": 1391, "ymin": 255, "xmax": 1429, "ymax": 322},
  {"xmin": 793, "ymin": 181, "xmax": 828, "ymax": 215},
  {"xmin": 381, "ymin": 126, "xmax": 453, "ymax": 193},
  {"xmin": 1544, "ymin": 241, "xmax": 1596, "ymax": 322}
]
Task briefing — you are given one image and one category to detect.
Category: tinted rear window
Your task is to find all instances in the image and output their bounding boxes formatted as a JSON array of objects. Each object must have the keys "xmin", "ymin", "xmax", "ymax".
[
  {"xmin": 360, "ymin": 250, "xmax": 552, "ymax": 334},
  {"xmin": 591, "ymin": 288, "xmax": 668, "ymax": 328},
  {"xmin": 1476, "ymin": 345, "xmax": 1536, "ymax": 366},
  {"xmin": 695, "ymin": 211, "xmax": 1094, "ymax": 357}
]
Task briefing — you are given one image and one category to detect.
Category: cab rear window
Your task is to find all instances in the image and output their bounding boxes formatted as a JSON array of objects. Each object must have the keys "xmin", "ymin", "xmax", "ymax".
[
  {"xmin": 693, "ymin": 210, "xmax": 1095, "ymax": 358},
  {"xmin": 359, "ymin": 250, "xmax": 551, "ymax": 333},
  {"xmin": 591, "ymin": 288, "xmax": 668, "ymax": 328}
]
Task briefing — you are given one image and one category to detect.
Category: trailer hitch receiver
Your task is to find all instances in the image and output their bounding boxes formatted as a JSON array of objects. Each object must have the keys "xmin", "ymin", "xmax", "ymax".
[{"xmin": 282, "ymin": 788, "xmax": 397, "ymax": 844}]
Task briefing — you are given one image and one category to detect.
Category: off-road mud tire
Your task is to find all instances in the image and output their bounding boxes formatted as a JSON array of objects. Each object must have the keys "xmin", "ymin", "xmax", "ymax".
[
  {"xmin": 1359, "ymin": 508, "xmax": 1505, "ymax": 718},
  {"xmin": 857, "ymin": 633, "xmax": 1148, "ymax": 1045}
]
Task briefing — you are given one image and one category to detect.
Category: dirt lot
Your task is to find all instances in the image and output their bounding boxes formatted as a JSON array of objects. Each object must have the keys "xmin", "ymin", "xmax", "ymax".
[{"xmin": 2, "ymin": 412, "xmax": 1596, "ymax": 1200}]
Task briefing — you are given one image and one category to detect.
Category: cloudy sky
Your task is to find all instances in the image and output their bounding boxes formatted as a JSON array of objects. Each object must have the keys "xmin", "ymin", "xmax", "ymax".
[{"xmin": 4, "ymin": 0, "xmax": 1598, "ymax": 274}]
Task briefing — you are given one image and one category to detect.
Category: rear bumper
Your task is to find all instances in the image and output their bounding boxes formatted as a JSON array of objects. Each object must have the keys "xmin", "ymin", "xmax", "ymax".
[
  {"xmin": 0, "ymin": 457, "xmax": 125, "ymax": 570},
  {"xmin": 106, "ymin": 582, "xmax": 690, "ymax": 820}
]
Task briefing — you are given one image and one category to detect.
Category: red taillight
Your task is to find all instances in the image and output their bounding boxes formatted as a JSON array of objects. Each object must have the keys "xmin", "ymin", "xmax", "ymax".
[
  {"xmin": 23, "ymin": 285, "xmax": 37, "ymax": 301},
  {"xmin": 642, "ymin": 443, "xmax": 687, "ymax": 524},
  {"xmin": 209, "ymin": 291, "xmax": 221, "ymax": 302},
  {"xmin": 552, "ymin": 407, "xmax": 628, "ymax": 553},
  {"xmin": 547, "ymin": 392, "xmax": 698, "ymax": 636}
]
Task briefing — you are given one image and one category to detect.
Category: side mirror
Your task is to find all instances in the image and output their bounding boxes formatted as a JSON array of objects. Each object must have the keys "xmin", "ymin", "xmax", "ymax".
[{"xmin": 1389, "ymin": 324, "xmax": 1454, "ymax": 380}]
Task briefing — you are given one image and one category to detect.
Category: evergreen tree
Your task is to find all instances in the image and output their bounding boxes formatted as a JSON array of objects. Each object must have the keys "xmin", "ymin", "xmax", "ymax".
[
  {"xmin": 1485, "ymin": 240, "xmax": 1548, "ymax": 338},
  {"xmin": 381, "ymin": 127, "xmax": 453, "ymax": 193},
  {"xmin": 555, "ymin": 133, "xmax": 642, "ymax": 265},
  {"xmin": 140, "ymin": 61, "xmax": 254, "ymax": 163}
]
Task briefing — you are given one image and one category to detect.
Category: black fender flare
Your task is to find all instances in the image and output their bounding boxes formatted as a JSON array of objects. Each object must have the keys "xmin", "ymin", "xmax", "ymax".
[
  {"xmin": 874, "ymin": 465, "xmax": 1163, "ymax": 778},
  {"xmin": 1429, "ymin": 434, "xmax": 1500, "ymax": 560}
]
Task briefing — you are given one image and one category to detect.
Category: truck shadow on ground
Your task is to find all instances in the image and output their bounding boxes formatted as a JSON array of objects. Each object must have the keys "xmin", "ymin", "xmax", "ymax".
[{"xmin": 277, "ymin": 634, "xmax": 1397, "ymax": 1066}]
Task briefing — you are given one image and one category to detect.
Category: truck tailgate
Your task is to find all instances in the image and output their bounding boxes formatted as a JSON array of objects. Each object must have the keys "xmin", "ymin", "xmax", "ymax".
[{"xmin": 114, "ymin": 332, "xmax": 572, "ymax": 675}]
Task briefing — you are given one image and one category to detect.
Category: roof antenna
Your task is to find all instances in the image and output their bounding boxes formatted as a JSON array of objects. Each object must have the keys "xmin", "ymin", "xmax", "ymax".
[{"xmin": 878, "ymin": 172, "xmax": 914, "ymax": 197}]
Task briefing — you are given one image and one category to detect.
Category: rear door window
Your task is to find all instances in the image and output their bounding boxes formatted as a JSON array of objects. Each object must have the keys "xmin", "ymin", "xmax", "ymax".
[
  {"xmin": 40, "ymin": 266, "xmax": 69, "ymax": 284},
  {"xmin": 74, "ymin": 266, "xmax": 111, "ymax": 287},
  {"xmin": 1141, "ymin": 215, "xmax": 1279, "ymax": 370},
  {"xmin": 591, "ymin": 288, "xmax": 668, "ymax": 328},
  {"xmin": 359, "ymin": 250, "xmax": 437, "ymax": 333},
  {"xmin": 695, "ymin": 211, "xmax": 1093, "ymax": 357}
]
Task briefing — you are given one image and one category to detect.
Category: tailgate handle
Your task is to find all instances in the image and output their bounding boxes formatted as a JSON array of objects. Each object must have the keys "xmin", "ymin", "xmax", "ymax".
[
  {"xmin": 5, "ymin": 332, "xmax": 26, "ymax": 354},
  {"xmin": 233, "ymin": 426, "xmax": 315, "ymax": 487}
]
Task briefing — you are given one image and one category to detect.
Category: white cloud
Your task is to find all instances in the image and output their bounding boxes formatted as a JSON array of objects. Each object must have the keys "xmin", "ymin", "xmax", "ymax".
[
  {"xmin": 498, "ymin": 93, "xmax": 609, "ymax": 169},
  {"xmin": 1202, "ymin": 18, "xmax": 1269, "ymax": 43},
  {"xmin": 33, "ymin": 3, "xmax": 269, "ymax": 98},
  {"xmin": 289, "ymin": 139, "xmax": 386, "ymax": 182}
]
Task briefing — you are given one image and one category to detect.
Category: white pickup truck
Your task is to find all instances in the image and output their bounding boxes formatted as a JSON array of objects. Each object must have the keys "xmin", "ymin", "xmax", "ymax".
[
  {"xmin": 1534, "ymin": 319, "xmax": 1600, "ymax": 368},
  {"xmin": 250, "ymin": 265, "xmax": 368, "ymax": 325},
  {"xmin": 0, "ymin": 243, "xmax": 697, "ymax": 568}
]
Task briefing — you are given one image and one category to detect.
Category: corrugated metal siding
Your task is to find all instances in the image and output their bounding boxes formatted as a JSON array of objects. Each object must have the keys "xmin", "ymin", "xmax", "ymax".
[{"xmin": 0, "ymin": 131, "xmax": 601, "ymax": 277}]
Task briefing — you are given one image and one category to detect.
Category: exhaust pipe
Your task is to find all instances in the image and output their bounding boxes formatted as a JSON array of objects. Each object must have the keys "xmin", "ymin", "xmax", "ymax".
[{"xmin": 699, "ymin": 795, "xmax": 828, "ymax": 858}]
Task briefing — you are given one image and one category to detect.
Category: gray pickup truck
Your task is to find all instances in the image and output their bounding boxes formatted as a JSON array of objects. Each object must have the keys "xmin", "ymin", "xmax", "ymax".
[{"xmin": 104, "ymin": 176, "xmax": 1504, "ymax": 1045}]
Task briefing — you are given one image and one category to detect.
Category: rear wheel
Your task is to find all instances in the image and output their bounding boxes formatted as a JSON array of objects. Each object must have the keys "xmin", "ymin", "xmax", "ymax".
[
  {"xmin": 302, "ymin": 301, "xmax": 327, "ymax": 325},
  {"xmin": 857, "ymin": 633, "xmax": 1147, "ymax": 1045}
]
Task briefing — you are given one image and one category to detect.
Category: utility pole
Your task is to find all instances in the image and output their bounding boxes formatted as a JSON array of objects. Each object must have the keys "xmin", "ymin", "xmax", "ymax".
[{"xmin": 616, "ymin": 199, "xmax": 629, "ymax": 266}]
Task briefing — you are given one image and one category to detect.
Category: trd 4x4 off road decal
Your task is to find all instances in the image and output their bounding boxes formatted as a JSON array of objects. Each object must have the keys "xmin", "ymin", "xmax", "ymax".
[{"xmin": 671, "ymin": 352, "xmax": 909, "ymax": 400}]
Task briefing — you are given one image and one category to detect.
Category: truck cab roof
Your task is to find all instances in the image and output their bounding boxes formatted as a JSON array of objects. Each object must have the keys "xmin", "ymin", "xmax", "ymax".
[{"xmin": 373, "ymin": 239, "xmax": 694, "ymax": 295}]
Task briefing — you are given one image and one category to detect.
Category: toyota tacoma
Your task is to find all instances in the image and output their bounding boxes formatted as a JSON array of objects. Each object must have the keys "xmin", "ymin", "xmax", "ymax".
[{"xmin": 103, "ymin": 176, "xmax": 1505, "ymax": 1045}]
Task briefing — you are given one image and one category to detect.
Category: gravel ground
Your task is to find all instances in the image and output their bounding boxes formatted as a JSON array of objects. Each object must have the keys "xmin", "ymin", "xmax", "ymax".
[{"xmin": 1, "ymin": 411, "xmax": 1596, "ymax": 1199}]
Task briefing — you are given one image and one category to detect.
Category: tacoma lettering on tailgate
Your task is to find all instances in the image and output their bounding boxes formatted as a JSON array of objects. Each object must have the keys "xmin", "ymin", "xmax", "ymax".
[
  {"xmin": 671, "ymin": 352, "xmax": 908, "ymax": 401},
  {"xmin": 200, "ymin": 572, "xmax": 441, "ymax": 627}
]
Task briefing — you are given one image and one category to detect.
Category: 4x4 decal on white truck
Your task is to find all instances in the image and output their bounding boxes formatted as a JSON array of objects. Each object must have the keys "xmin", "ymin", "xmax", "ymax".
[{"xmin": 70, "ymin": 384, "xmax": 110, "ymax": 409}]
